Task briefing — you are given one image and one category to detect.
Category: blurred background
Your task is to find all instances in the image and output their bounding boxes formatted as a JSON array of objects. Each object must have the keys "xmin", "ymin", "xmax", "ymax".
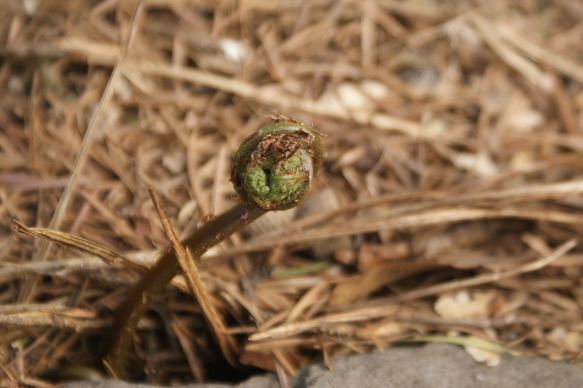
[{"xmin": 2, "ymin": 0, "xmax": 583, "ymax": 385}]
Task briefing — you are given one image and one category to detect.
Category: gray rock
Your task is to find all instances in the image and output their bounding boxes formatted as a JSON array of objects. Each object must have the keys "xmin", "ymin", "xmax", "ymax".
[{"xmin": 61, "ymin": 343, "xmax": 583, "ymax": 388}]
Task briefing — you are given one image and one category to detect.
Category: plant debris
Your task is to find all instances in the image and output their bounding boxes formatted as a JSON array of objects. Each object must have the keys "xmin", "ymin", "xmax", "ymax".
[{"xmin": 2, "ymin": 0, "xmax": 583, "ymax": 385}]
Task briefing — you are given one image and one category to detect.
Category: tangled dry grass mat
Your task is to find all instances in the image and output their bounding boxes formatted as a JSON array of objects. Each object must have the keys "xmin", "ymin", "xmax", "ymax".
[{"xmin": 2, "ymin": 0, "xmax": 583, "ymax": 385}]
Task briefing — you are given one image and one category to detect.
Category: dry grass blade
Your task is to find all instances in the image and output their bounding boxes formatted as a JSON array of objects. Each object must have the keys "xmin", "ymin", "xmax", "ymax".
[
  {"xmin": 131, "ymin": 61, "xmax": 427, "ymax": 138},
  {"xmin": 250, "ymin": 305, "xmax": 401, "ymax": 342},
  {"xmin": 148, "ymin": 188, "xmax": 237, "ymax": 366},
  {"xmin": 330, "ymin": 261, "xmax": 438, "ymax": 306},
  {"xmin": 13, "ymin": 221, "xmax": 139, "ymax": 269},
  {"xmin": 18, "ymin": 1, "xmax": 147, "ymax": 303},
  {"xmin": 495, "ymin": 22, "xmax": 583, "ymax": 83},
  {"xmin": 12, "ymin": 221, "xmax": 188, "ymax": 291},
  {"xmin": 273, "ymin": 180, "xmax": 583, "ymax": 235},
  {"xmin": 0, "ymin": 257, "xmax": 110, "ymax": 281},
  {"xmin": 0, "ymin": 304, "xmax": 108, "ymax": 330},
  {"xmin": 171, "ymin": 318, "xmax": 205, "ymax": 381},
  {"xmin": 207, "ymin": 207, "xmax": 582, "ymax": 257},
  {"xmin": 471, "ymin": 15, "xmax": 551, "ymax": 91}
]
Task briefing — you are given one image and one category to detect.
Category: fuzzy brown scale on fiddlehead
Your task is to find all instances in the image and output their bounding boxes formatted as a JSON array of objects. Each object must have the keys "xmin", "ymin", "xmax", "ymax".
[{"xmin": 231, "ymin": 121, "xmax": 324, "ymax": 211}]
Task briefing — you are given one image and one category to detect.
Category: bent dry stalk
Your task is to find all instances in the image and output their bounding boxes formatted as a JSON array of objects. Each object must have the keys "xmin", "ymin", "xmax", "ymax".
[{"xmin": 103, "ymin": 119, "xmax": 324, "ymax": 376}]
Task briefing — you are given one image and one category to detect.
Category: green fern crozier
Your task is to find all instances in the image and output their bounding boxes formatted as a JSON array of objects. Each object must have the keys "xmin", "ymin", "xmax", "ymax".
[{"xmin": 232, "ymin": 121, "xmax": 323, "ymax": 210}]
